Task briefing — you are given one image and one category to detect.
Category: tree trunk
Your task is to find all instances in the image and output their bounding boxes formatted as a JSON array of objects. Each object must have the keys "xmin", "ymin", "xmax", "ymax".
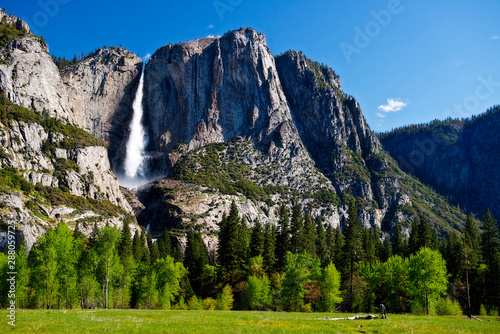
[
  {"xmin": 426, "ymin": 290, "xmax": 429, "ymax": 316},
  {"xmin": 105, "ymin": 254, "xmax": 110, "ymax": 309},
  {"xmin": 466, "ymin": 265, "xmax": 472, "ymax": 318}
]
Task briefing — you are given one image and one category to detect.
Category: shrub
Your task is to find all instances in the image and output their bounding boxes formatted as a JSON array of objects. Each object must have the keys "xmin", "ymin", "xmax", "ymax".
[
  {"xmin": 187, "ymin": 296, "xmax": 204, "ymax": 310},
  {"xmin": 216, "ymin": 284, "xmax": 234, "ymax": 310},
  {"xmin": 435, "ymin": 298, "xmax": 462, "ymax": 316},
  {"xmin": 202, "ymin": 297, "xmax": 216, "ymax": 310}
]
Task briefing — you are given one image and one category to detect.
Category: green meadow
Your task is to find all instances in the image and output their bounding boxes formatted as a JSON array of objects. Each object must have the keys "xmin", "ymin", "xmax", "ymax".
[{"xmin": 1, "ymin": 310, "xmax": 500, "ymax": 333}]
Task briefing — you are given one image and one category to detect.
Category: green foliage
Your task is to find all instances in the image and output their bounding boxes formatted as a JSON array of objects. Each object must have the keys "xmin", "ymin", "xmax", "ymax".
[
  {"xmin": 313, "ymin": 189, "xmax": 341, "ymax": 206},
  {"xmin": 281, "ymin": 252, "xmax": 321, "ymax": 312},
  {"xmin": 172, "ymin": 141, "xmax": 280, "ymax": 201},
  {"xmin": 216, "ymin": 284, "xmax": 234, "ymax": 310},
  {"xmin": 321, "ymin": 262, "xmax": 343, "ymax": 312},
  {"xmin": 242, "ymin": 274, "xmax": 272, "ymax": 310},
  {"xmin": 435, "ymin": 297, "xmax": 462, "ymax": 316},
  {"xmin": 0, "ymin": 20, "xmax": 27, "ymax": 48},
  {"xmin": 184, "ymin": 230, "xmax": 209, "ymax": 297},
  {"xmin": 408, "ymin": 247, "xmax": 449, "ymax": 315},
  {"xmin": 187, "ymin": 296, "xmax": 204, "ymax": 310},
  {"xmin": 202, "ymin": 297, "xmax": 216, "ymax": 310}
]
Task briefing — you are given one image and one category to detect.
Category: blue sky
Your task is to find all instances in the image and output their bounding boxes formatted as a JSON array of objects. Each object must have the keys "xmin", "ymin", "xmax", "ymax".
[{"xmin": 4, "ymin": 0, "xmax": 500, "ymax": 132}]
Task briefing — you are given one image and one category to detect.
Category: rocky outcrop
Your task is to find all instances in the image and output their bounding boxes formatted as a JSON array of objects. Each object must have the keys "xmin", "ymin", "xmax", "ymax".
[
  {"xmin": 62, "ymin": 47, "xmax": 142, "ymax": 163},
  {"xmin": 0, "ymin": 35, "xmax": 75, "ymax": 122},
  {"xmin": 0, "ymin": 10, "xmax": 30, "ymax": 33},
  {"xmin": 380, "ymin": 107, "xmax": 500, "ymax": 220}
]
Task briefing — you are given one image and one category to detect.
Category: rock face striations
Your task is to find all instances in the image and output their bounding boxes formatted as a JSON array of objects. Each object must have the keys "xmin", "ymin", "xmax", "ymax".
[{"xmin": 380, "ymin": 106, "xmax": 500, "ymax": 220}]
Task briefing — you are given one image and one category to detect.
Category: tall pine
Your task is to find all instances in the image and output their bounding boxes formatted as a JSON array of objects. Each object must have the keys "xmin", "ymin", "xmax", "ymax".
[
  {"xmin": 341, "ymin": 201, "xmax": 363, "ymax": 312},
  {"xmin": 276, "ymin": 205, "xmax": 291, "ymax": 271}
]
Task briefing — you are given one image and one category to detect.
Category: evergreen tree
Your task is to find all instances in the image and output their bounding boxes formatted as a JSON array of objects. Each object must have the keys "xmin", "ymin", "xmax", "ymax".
[
  {"xmin": 118, "ymin": 219, "xmax": 133, "ymax": 261},
  {"xmin": 184, "ymin": 230, "xmax": 209, "ymax": 297},
  {"xmin": 276, "ymin": 205, "xmax": 291, "ymax": 271},
  {"xmin": 250, "ymin": 220, "xmax": 265, "ymax": 258},
  {"xmin": 132, "ymin": 230, "xmax": 145, "ymax": 263},
  {"xmin": 73, "ymin": 221, "xmax": 85, "ymax": 240},
  {"xmin": 89, "ymin": 222, "xmax": 99, "ymax": 248},
  {"xmin": 333, "ymin": 227, "xmax": 344, "ymax": 271},
  {"xmin": 362, "ymin": 228, "xmax": 376, "ymax": 264},
  {"xmin": 408, "ymin": 220, "xmax": 419, "ymax": 255},
  {"xmin": 416, "ymin": 216, "xmax": 434, "ymax": 251},
  {"xmin": 325, "ymin": 224, "xmax": 336, "ymax": 266},
  {"xmin": 392, "ymin": 225, "xmax": 404, "ymax": 257},
  {"xmin": 462, "ymin": 214, "xmax": 481, "ymax": 316},
  {"xmin": 262, "ymin": 223, "xmax": 276, "ymax": 275},
  {"xmin": 303, "ymin": 214, "xmax": 316, "ymax": 255},
  {"xmin": 158, "ymin": 228, "xmax": 172, "ymax": 260},
  {"xmin": 217, "ymin": 201, "xmax": 247, "ymax": 272},
  {"xmin": 480, "ymin": 209, "xmax": 500, "ymax": 314},
  {"xmin": 316, "ymin": 221, "xmax": 328, "ymax": 266},
  {"xmin": 150, "ymin": 241, "xmax": 160, "ymax": 265},
  {"xmin": 290, "ymin": 205, "xmax": 305, "ymax": 254},
  {"xmin": 341, "ymin": 201, "xmax": 363, "ymax": 312}
]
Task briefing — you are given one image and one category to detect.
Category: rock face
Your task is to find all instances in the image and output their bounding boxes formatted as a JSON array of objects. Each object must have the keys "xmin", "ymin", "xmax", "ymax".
[
  {"xmin": 140, "ymin": 29, "xmax": 425, "ymax": 231},
  {"xmin": 62, "ymin": 47, "xmax": 142, "ymax": 166},
  {"xmin": 380, "ymin": 107, "xmax": 500, "ymax": 220},
  {"xmin": 0, "ymin": 35, "xmax": 75, "ymax": 122}
]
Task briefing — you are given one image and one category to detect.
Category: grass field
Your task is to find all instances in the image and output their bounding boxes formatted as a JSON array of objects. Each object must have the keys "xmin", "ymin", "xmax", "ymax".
[{"xmin": 1, "ymin": 309, "xmax": 500, "ymax": 333}]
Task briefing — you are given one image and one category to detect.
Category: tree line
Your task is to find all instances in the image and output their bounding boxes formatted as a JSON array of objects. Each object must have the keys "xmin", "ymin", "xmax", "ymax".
[{"xmin": 1, "ymin": 201, "xmax": 499, "ymax": 316}]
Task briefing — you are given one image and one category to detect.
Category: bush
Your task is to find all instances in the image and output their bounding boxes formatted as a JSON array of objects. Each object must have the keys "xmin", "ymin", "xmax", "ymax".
[
  {"xmin": 187, "ymin": 296, "xmax": 204, "ymax": 310},
  {"xmin": 435, "ymin": 298, "xmax": 462, "ymax": 316},
  {"xmin": 216, "ymin": 284, "xmax": 234, "ymax": 310},
  {"xmin": 202, "ymin": 297, "xmax": 216, "ymax": 310}
]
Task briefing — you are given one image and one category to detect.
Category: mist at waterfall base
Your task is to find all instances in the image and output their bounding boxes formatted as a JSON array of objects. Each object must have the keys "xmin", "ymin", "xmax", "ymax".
[{"xmin": 118, "ymin": 54, "xmax": 158, "ymax": 189}]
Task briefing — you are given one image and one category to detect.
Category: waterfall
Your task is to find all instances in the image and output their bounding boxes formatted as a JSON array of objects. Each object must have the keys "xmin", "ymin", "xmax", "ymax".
[
  {"xmin": 124, "ymin": 63, "xmax": 146, "ymax": 179},
  {"xmin": 119, "ymin": 54, "xmax": 153, "ymax": 189}
]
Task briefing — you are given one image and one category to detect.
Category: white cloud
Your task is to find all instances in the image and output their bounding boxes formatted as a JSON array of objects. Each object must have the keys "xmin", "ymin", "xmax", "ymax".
[
  {"xmin": 491, "ymin": 35, "xmax": 499, "ymax": 40},
  {"xmin": 376, "ymin": 112, "xmax": 386, "ymax": 119},
  {"xmin": 452, "ymin": 59, "xmax": 466, "ymax": 67},
  {"xmin": 378, "ymin": 98, "xmax": 406, "ymax": 112},
  {"xmin": 208, "ymin": 24, "xmax": 214, "ymax": 29}
]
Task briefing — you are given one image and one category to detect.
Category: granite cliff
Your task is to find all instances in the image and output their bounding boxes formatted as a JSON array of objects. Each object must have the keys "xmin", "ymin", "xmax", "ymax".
[{"xmin": 380, "ymin": 106, "xmax": 500, "ymax": 220}]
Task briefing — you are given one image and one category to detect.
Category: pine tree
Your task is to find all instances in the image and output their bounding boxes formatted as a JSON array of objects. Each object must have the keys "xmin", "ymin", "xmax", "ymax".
[
  {"xmin": 184, "ymin": 230, "xmax": 209, "ymax": 297},
  {"xmin": 392, "ymin": 224, "xmax": 404, "ymax": 257},
  {"xmin": 276, "ymin": 205, "xmax": 291, "ymax": 271},
  {"xmin": 362, "ymin": 228, "xmax": 376, "ymax": 264},
  {"xmin": 250, "ymin": 220, "xmax": 265, "ymax": 258},
  {"xmin": 342, "ymin": 201, "xmax": 363, "ymax": 312},
  {"xmin": 73, "ymin": 221, "xmax": 85, "ymax": 240},
  {"xmin": 316, "ymin": 221, "xmax": 328, "ymax": 266},
  {"xmin": 408, "ymin": 220, "xmax": 419, "ymax": 255},
  {"xmin": 480, "ymin": 209, "xmax": 500, "ymax": 314},
  {"xmin": 150, "ymin": 241, "xmax": 160, "ymax": 265},
  {"xmin": 290, "ymin": 205, "xmax": 304, "ymax": 254},
  {"xmin": 89, "ymin": 222, "xmax": 99, "ymax": 248},
  {"xmin": 325, "ymin": 224, "xmax": 336, "ymax": 265},
  {"xmin": 217, "ymin": 201, "xmax": 247, "ymax": 272},
  {"xmin": 462, "ymin": 214, "xmax": 482, "ymax": 315},
  {"xmin": 262, "ymin": 223, "xmax": 276, "ymax": 275},
  {"xmin": 158, "ymin": 228, "xmax": 172, "ymax": 260},
  {"xmin": 303, "ymin": 214, "xmax": 316, "ymax": 255},
  {"xmin": 118, "ymin": 219, "xmax": 133, "ymax": 261},
  {"xmin": 132, "ymin": 230, "xmax": 144, "ymax": 263},
  {"xmin": 333, "ymin": 227, "xmax": 344, "ymax": 271},
  {"xmin": 416, "ymin": 216, "xmax": 434, "ymax": 251}
]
